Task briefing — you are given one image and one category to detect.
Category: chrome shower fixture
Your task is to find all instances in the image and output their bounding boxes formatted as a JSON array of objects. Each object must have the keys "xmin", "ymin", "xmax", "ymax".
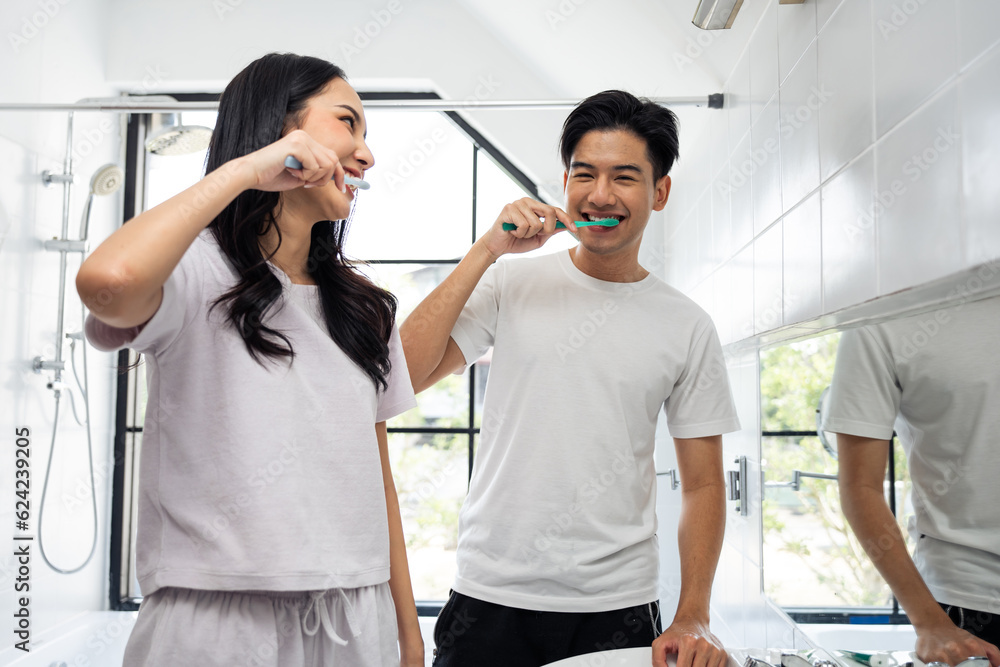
[
  {"xmin": 89, "ymin": 163, "xmax": 123, "ymax": 196},
  {"xmin": 35, "ymin": 110, "xmax": 108, "ymax": 576},
  {"xmin": 692, "ymin": 0, "xmax": 744, "ymax": 29},
  {"xmin": 145, "ymin": 112, "xmax": 213, "ymax": 156},
  {"xmin": 79, "ymin": 163, "xmax": 124, "ymax": 240},
  {"xmin": 41, "ymin": 170, "xmax": 74, "ymax": 187}
]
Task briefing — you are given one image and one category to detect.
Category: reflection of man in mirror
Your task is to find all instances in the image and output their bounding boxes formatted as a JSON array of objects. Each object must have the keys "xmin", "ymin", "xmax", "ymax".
[{"xmin": 827, "ymin": 296, "xmax": 1000, "ymax": 666}]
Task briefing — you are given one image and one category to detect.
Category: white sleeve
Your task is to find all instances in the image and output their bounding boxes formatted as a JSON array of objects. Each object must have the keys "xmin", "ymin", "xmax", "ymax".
[
  {"xmin": 85, "ymin": 237, "xmax": 208, "ymax": 355},
  {"xmin": 825, "ymin": 327, "xmax": 900, "ymax": 440},
  {"xmin": 664, "ymin": 320, "xmax": 741, "ymax": 439},
  {"xmin": 449, "ymin": 260, "xmax": 504, "ymax": 370},
  {"xmin": 376, "ymin": 323, "xmax": 418, "ymax": 422}
]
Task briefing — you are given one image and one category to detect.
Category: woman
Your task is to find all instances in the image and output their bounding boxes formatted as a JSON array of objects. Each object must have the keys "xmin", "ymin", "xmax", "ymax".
[{"xmin": 77, "ymin": 53, "xmax": 423, "ymax": 666}]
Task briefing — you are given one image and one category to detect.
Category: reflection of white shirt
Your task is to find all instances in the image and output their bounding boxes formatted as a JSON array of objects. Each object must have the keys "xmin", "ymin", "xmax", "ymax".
[
  {"xmin": 86, "ymin": 232, "xmax": 416, "ymax": 596},
  {"xmin": 826, "ymin": 297, "xmax": 1000, "ymax": 610},
  {"xmin": 449, "ymin": 250, "xmax": 740, "ymax": 612}
]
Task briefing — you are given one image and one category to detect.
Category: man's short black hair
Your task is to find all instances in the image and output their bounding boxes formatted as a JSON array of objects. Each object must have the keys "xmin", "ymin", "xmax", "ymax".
[{"xmin": 559, "ymin": 90, "xmax": 680, "ymax": 182}]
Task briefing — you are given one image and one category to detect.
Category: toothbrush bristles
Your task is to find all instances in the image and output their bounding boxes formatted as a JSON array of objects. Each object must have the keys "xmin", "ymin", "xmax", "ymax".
[
  {"xmin": 285, "ymin": 155, "xmax": 370, "ymax": 189},
  {"xmin": 344, "ymin": 175, "xmax": 370, "ymax": 190}
]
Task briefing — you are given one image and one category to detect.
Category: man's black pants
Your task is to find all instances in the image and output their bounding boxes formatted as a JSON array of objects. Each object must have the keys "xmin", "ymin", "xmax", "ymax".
[
  {"xmin": 432, "ymin": 590, "xmax": 662, "ymax": 666},
  {"xmin": 941, "ymin": 603, "xmax": 1000, "ymax": 647}
]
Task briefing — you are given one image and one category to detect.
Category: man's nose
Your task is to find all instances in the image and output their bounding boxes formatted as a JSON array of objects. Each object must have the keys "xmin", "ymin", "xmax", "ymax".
[{"xmin": 589, "ymin": 176, "xmax": 616, "ymax": 207}]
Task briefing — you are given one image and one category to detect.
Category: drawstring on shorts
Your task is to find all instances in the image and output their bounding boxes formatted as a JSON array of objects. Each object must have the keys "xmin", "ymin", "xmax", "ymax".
[{"xmin": 302, "ymin": 589, "xmax": 362, "ymax": 646}]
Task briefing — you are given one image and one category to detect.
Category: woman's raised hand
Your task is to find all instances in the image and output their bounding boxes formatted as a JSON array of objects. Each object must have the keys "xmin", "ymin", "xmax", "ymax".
[{"xmin": 238, "ymin": 129, "xmax": 346, "ymax": 193}]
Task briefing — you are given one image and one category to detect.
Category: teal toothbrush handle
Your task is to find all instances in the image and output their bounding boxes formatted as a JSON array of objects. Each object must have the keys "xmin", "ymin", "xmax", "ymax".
[
  {"xmin": 501, "ymin": 218, "xmax": 618, "ymax": 231},
  {"xmin": 502, "ymin": 222, "xmax": 567, "ymax": 231}
]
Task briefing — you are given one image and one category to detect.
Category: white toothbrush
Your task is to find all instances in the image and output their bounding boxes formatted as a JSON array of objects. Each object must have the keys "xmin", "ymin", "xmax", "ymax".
[{"xmin": 283, "ymin": 155, "xmax": 370, "ymax": 190}]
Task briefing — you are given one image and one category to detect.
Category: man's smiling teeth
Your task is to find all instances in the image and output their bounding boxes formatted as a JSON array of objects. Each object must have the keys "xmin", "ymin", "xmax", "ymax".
[{"xmin": 582, "ymin": 213, "xmax": 624, "ymax": 221}]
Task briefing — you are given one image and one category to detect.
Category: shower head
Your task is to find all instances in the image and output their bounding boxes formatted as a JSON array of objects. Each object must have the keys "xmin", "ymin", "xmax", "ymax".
[
  {"xmin": 79, "ymin": 163, "xmax": 124, "ymax": 241},
  {"xmin": 145, "ymin": 113, "xmax": 213, "ymax": 156},
  {"xmin": 692, "ymin": 0, "xmax": 744, "ymax": 29},
  {"xmin": 90, "ymin": 163, "xmax": 124, "ymax": 196}
]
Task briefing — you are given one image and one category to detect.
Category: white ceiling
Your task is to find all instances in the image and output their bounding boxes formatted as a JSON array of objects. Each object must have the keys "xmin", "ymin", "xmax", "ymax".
[
  {"xmin": 103, "ymin": 0, "xmax": 770, "ymax": 201},
  {"xmin": 452, "ymin": 0, "xmax": 770, "ymax": 199},
  {"xmin": 455, "ymin": 0, "xmax": 756, "ymax": 98}
]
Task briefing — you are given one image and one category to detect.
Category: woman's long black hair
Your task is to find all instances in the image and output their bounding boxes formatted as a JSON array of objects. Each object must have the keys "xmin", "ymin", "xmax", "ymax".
[{"xmin": 205, "ymin": 52, "xmax": 397, "ymax": 391}]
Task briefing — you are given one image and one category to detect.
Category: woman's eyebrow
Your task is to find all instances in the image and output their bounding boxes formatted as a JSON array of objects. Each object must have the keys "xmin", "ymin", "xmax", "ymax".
[
  {"xmin": 334, "ymin": 104, "xmax": 366, "ymax": 138},
  {"xmin": 334, "ymin": 104, "xmax": 361, "ymax": 123}
]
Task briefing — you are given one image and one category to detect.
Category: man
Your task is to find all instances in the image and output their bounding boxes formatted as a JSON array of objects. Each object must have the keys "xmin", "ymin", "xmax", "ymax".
[
  {"xmin": 401, "ymin": 90, "xmax": 739, "ymax": 667},
  {"xmin": 828, "ymin": 295, "xmax": 1000, "ymax": 667}
]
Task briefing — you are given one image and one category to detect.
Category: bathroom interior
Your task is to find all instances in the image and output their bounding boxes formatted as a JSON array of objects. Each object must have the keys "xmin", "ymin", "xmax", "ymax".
[{"xmin": 1, "ymin": 0, "xmax": 998, "ymax": 664}]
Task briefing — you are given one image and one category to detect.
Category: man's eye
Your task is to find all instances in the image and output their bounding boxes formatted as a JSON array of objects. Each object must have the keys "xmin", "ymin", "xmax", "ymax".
[{"xmin": 342, "ymin": 116, "xmax": 355, "ymax": 128}]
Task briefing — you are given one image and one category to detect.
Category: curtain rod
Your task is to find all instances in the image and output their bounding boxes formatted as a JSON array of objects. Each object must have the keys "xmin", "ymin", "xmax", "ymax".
[{"xmin": 0, "ymin": 94, "xmax": 723, "ymax": 113}]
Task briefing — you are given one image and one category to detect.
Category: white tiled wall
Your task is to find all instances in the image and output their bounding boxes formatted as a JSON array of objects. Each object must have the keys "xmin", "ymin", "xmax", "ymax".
[
  {"xmin": 667, "ymin": 0, "xmax": 1000, "ymax": 308},
  {"xmin": 0, "ymin": 0, "xmax": 123, "ymax": 653},
  {"xmin": 817, "ymin": 0, "xmax": 874, "ymax": 183},
  {"xmin": 875, "ymin": 86, "xmax": 963, "ymax": 294},
  {"xmin": 778, "ymin": 41, "xmax": 820, "ymax": 214},
  {"xmin": 663, "ymin": 0, "xmax": 1000, "ymax": 650},
  {"xmin": 750, "ymin": 3, "xmax": 780, "ymax": 126},
  {"xmin": 959, "ymin": 44, "xmax": 1000, "ymax": 263},
  {"xmin": 781, "ymin": 193, "xmax": 822, "ymax": 324},
  {"xmin": 753, "ymin": 221, "xmax": 783, "ymax": 335},
  {"xmin": 751, "ymin": 98, "xmax": 783, "ymax": 237},
  {"xmin": 820, "ymin": 150, "xmax": 877, "ymax": 312},
  {"xmin": 872, "ymin": 0, "xmax": 958, "ymax": 139}
]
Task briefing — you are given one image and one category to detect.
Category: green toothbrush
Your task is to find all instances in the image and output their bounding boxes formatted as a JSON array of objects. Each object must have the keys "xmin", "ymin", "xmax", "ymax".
[{"xmin": 502, "ymin": 218, "xmax": 619, "ymax": 231}]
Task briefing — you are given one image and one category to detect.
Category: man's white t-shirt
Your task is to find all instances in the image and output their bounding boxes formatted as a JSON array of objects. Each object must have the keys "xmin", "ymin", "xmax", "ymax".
[
  {"xmin": 449, "ymin": 249, "xmax": 740, "ymax": 613},
  {"xmin": 826, "ymin": 296, "xmax": 1000, "ymax": 611},
  {"xmin": 86, "ymin": 232, "xmax": 416, "ymax": 596}
]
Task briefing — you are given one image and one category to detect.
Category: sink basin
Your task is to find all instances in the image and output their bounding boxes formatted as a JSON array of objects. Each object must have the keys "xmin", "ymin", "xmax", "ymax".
[{"xmin": 543, "ymin": 647, "xmax": 659, "ymax": 667}]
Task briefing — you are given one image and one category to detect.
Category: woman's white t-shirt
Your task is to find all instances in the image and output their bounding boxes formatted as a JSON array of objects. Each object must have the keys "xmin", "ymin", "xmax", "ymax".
[{"xmin": 86, "ymin": 232, "xmax": 416, "ymax": 595}]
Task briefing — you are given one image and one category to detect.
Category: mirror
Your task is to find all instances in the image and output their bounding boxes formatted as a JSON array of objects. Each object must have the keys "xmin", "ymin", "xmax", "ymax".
[
  {"xmin": 759, "ymin": 331, "xmax": 902, "ymax": 610},
  {"xmin": 815, "ymin": 387, "xmax": 838, "ymax": 460},
  {"xmin": 759, "ymin": 290, "xmax": 1000, "ymax": 619}
]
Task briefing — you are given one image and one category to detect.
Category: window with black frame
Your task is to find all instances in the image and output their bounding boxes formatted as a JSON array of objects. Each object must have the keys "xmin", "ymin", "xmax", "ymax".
[{"xmin": 109, "ymin": 94, "xmax": 577, "ymax": 613}]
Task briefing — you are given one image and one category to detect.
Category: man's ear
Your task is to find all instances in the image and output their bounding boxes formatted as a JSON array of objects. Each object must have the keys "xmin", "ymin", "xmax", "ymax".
[
  {"xmin": 563, "ymin": 170, "xmax": 568, "ymax": 191},
  {"xmin": 652, "ymin": 175, "xmax": 671, "ymax": 212}
]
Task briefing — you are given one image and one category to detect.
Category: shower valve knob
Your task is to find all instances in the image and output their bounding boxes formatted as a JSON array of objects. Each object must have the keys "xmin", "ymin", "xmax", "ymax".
[
  {"xmin": 41, "ymin": 170, "xmax": 74, "ymax": 187},
  {"xmin": 32, "ymin": 356, "xmax": 65, "ymax": 374}
]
